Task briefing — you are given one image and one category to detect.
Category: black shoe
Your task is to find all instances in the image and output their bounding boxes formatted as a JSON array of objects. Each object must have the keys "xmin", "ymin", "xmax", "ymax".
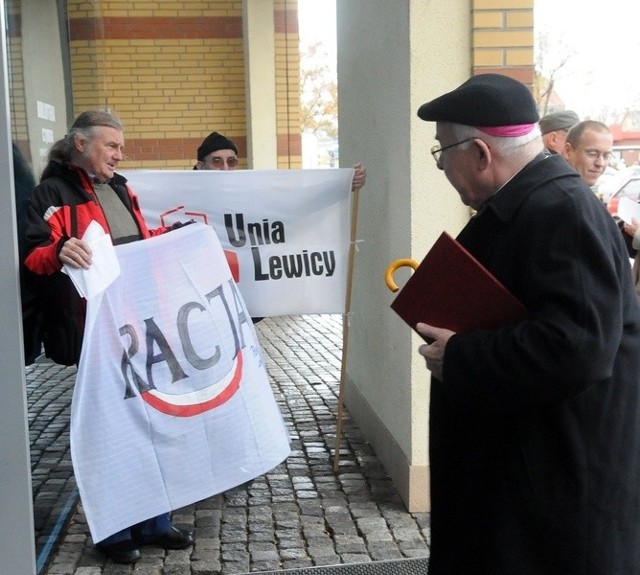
[
  {"xmin": 96, "ymin": 539, "xmax": 142, "ymax": 564},
  {"xmin": 134, "ymin": 526, "xmax": 195, "ymax": 550}
]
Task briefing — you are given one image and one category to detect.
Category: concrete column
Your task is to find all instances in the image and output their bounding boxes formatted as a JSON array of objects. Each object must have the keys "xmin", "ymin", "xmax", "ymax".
[
  {"xmin": 336, "ymin": 0, "xmax": 471, "ymax": 511},
  {"xmin": 0, "ymin": 3, "xmax": 37, "ymax": 571},
  {"xmin": 242, "ymin": 0, "xmax": 278, "ymax": 169}
]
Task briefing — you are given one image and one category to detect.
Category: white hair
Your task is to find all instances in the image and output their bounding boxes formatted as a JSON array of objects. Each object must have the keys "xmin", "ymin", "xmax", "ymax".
[{"xmin": 449, "ymin": 123, "xmax": 542, "ymax": 157}]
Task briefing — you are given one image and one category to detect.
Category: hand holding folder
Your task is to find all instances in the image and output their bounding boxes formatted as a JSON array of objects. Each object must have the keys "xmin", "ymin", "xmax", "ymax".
[{"xmin": 385, "ymin": 232, "xmax": 528, "ymax": 340}]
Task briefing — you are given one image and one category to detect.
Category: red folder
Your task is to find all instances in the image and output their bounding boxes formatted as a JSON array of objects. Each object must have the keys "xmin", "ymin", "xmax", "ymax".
[{"xmin": 390, "ymin": 231, "xmax": 528, "ymax": 339}]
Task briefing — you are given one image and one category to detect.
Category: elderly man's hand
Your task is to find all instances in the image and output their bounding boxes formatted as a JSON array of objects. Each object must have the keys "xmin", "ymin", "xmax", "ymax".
[
  {"xmin": 351, "ymin": 163, "xmax": 367, "ymax": 192},
  {"xmin": 59, "ymin": 237, "xmax": 92, "ymax": 269},
  {"xmin": 416, "ymin": 323, "xmax": 455, "ymax": 381}
]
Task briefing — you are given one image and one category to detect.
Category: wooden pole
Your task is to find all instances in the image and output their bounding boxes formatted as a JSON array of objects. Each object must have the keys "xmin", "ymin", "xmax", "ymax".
[{"xmin": 333, "ymin": 185, "xmax": 360, "ymax": 472}]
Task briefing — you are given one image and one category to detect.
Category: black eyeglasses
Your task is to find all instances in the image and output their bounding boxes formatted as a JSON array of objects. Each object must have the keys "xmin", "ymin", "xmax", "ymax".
[{"xmin": 430, "ymin": 137, "xmax": 476, "ymax": 165}]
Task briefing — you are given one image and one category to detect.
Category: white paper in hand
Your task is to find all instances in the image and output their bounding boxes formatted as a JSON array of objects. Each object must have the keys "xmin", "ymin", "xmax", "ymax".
[
  {"xmin": 62, "ymin": 220, "xmax": 121, "ymax": 299},
  {"xmin": 618, "ymin": 197, "xmax": 640, "ymax": 225}
]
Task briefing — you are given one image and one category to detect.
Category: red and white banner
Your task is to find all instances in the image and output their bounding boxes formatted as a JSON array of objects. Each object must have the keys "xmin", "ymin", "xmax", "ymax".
[
  {"xmin": 121, "ymin": 168, "xmax": 354, "ymax": 317},
  {"xmin": 70, "ymin": 224, "xmax": 290, "ymax": 542}
]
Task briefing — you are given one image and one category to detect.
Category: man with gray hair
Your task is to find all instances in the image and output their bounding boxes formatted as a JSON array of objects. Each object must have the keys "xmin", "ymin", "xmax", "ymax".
[
  {"xmin": 414, "ymin": 74, "xmax": 640, "ymax": 574},
  {"xmin": 23, "ymin": 110, "xmax": 195, "ymax": 564}
]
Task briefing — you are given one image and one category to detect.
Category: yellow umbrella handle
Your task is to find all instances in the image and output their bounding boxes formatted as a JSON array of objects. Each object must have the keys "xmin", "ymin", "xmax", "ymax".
[{"xmin": 385, "ymin": 258, "xmax": 419, "ymax": 293}]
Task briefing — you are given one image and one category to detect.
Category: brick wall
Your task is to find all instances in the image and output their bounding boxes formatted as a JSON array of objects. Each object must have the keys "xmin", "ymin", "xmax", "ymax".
[
  {"xmin": 8, "ymin": 2, "xmax": 533, "ymax": 170},
  {"xmin": 274, "ymin": 0, "xmax": 302, "ymax": 168},
  {"xmin": 66, "ymin": 0, "xmax": 301, "ymax": 169},
  {"xmin": 6, "ymin": 0, "xmax": 29, "ymax": 160},
  {"xmin": 472, "ymin": 0, "xmax": 535, "ymax": 87}
]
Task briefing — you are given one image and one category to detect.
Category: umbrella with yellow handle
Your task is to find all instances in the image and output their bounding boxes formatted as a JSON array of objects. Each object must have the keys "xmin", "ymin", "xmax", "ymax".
[{"xmin": 385, "ymin": 258, "xmax": 419, "ymax": 293}]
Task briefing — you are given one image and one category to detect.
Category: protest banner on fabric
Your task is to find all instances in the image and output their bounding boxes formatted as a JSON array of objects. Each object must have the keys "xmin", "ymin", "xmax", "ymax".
[
  {"xmin": 70, "ymin": 223, "xmax": 290, "ymax": 542},
  {"xmin": 120, "ymin": 169, "xmax": 354, "ymax": 317}
]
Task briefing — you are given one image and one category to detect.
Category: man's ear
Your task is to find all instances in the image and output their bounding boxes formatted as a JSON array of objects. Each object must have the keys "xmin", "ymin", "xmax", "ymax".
[
  {"xmin": 474, "ymin": 138, "xmax": 491, "ymax": 170},
  {"xmin": 73, "ymin": 133, "xmax": 86, "ymax": 153}
]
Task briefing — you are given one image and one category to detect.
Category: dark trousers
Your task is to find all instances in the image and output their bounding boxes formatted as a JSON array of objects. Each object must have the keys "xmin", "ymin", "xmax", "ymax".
[{"xmin": 98, "ymin": 512, "xmax": 172, "ymax": 544}]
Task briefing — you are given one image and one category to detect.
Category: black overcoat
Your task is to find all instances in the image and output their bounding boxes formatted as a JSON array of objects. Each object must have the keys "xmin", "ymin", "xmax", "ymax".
[{"xmin": 429, "ymin": 154, "xmax": 640, "ymax": 574}]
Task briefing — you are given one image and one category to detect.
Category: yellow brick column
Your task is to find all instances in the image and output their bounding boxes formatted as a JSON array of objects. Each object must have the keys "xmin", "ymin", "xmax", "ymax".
[
  {"xmin": 274, "ymin": 0, "xmax": 301, "ymax": 169},
  {"xmin": 472, "ymin": 0, "xmax": 535, "ymax": 87}
]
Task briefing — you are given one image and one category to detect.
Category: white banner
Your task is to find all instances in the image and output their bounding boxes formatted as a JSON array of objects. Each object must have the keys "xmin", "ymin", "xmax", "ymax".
[
  {"xmin": 121, "ymin": 169, "xmax": 354, "ymax": 317},
  {"xmin": 70, "ymin": 224, "xmax": 290, "ymax": 542}
]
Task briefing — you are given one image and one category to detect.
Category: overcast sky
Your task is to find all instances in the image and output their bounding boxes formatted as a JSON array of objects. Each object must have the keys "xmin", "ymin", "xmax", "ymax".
[
  {"xmin": 535, "ymin": 0, "xmax": 640, "ymax": 119},
  {"xmin": 298, "ymin": 0, "xmax": 336, "ymax": 53}
]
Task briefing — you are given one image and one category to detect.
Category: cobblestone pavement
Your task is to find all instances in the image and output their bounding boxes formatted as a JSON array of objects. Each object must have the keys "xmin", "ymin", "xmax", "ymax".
[
  {"xmin": 29, "ymin": 315, "xmax": 430, "ymax": 575},
  {"xmin": 26, "ymin": 358, "xmax": 78, "ymax": 573}
]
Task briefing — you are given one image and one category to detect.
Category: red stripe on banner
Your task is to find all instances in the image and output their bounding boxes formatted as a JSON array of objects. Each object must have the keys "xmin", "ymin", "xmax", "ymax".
[{"xmin": 141, "ymin": 351, "xmax": 243, "ymax": 417}]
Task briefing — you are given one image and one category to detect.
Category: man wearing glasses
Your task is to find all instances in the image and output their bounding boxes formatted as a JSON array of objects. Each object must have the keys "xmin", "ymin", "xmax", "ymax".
[
  {"xmin": 416, "ymin": 74, "xmax": 640, "ymax": 574},
  {"xmin": 563, "ymin": 120, "xmax": 614, "ymax": 187},
  {"xmin": 193, "ymin": 130, "xmax": 367, "ymax": 191},
  {"xmin": 194, "ymin": 131, "xmax": 240, "ymax": 170}
]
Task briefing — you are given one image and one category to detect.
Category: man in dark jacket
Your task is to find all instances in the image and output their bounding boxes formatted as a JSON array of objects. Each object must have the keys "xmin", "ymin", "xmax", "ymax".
[
  {"xmin": 24, "ymin": 110, "xmax": 195, "ymax": 564},
  {"xmin": 416, "ymin": 74, "xmax": 640, "ymax": 574}
]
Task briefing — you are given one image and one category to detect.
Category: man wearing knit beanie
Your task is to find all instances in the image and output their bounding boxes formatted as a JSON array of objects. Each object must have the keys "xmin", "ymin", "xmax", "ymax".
[
  {"xmin": 194, "ymin": 131, "xmax": 240, "ymax": 170},
  {"xmin": 193, "ymin": 130, "xmax": 367, "ymax": 191}
]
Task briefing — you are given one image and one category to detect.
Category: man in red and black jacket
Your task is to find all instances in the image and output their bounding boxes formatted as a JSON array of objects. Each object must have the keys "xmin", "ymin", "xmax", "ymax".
[
  {"xmin": 23, "ymin": 121, "xmax": 170, "ymax": 367},
  {"xmin": 23, "ymin": 110, "xmax": 194, "ymax": 564}
]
